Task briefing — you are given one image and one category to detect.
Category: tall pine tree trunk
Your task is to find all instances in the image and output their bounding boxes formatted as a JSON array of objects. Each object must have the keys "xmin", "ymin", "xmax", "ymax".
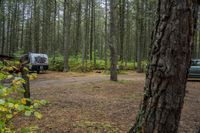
[
  {"xmin": 75, "ymin": 0, "xmax": 82, "ymax": 57},
  {"xmin": 20, "ymin": 2, "xmax": 26, "ymax": 50},
  {"xmin": 63, "ymin": 0, "xmax": 71, "ymax": 72},
  {"xmin": 89, "ymin": 0, "xmax": 95, "ymax": 61},
  {"xmin": 104, "ymin": 0, "xmax": 108, "ymax": 70},
  {"xmin": 129, "ymin": 0, "xmax": 198, "ymax": 132},
  {"xmin": 0, "ymin": 0, "xmax": 5, "ymax": 54},
  {"xmin": 33, "ymin": 0, "xmax": 40, "ymax": 53},
  {"xmin": 109, "ymin": 0, "xmax": 118, "ymax": 81},
  {"xmin": 119, "ymin": 0, "xmax": 125, "ymax": 62},
  {"xmin": 82, "ymin": 0, "xmax": 90, "ymax": 71}
]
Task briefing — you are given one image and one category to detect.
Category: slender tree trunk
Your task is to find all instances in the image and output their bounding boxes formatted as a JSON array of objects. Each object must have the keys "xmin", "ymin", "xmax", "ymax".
[
  {"xmin": 129, "ymin": 0, "xmax": 198, "ymax": 132},
  {"xmin": 1, "ymin": 0, "xmax": 5, "ymax": 54},
  {"xmin": 63, "ymin": 0, "xmax": 70, "ymax": 72},
  {"xmin": 142, "ymin": 0, "xmax": 148, "ymax": 60},
  {"xmin": 109, "ymin": 0, "xmax": 118, "ymax": 81},
  {"xmin": 21, "ymin": 65, "xmax": 31, "ymax": 106},
  {"xmin": 24, "ymin": 4, "xmax": 31, "ymax": 53},
  {"xmin": 47, "ymin": 1, "xmax": 52, "ymax": 54},
  {"xmin": 0, "ymin": 0, "xmax": 2, "ymax": 53},
  {"xmin": 6, "ymin": 1, "xmax": 11, "ymax": 55},
  {"xmin": 137, "ymin": 0, "xmax": 144, "ymax": 73},
  {"xmin": 198, "ymin": 29, "xmax": 200, "ymax": 58},
  {"xmin": 82, "ymin": 0, "xmax": 90, "ymax": 71},
  {"xmin": 63, "ymin": 0, "xmax": 68, "ymax": 72},
  {"xmin": 42, "ymin": 0, "xmax": 47, "ymax": 53},
  {"xmin": 20, "ymin": 2, "xmax": 26, "ymax": 50},
  {"xmin": 76, "ymin": 0, "xmax": 82, "ymax": 57},
  {"xmin": 119, "ymin": 0, "xmax": 125, "ymax": 62},
  {"xmin": 134, "ymin": 0, "xmax": 140, "ymax": 72},
  {"xmin": 125, "ymin": 0, "xmax": 131, "ymax": 68},
  {"xmin": 89, "ymin": 0, "xmax": 94, "ymax": 61},
  {"xmin": 33, "ymin": 0, "xmax": 40, "ymax": 53},
  {"xmin": 57, "ymin": 4, "xmax": 61, "ymax": 53},
  {"xmin": 104, "ymin": 0, "xmax": 108, "ymax": 70},
  {"xmin": 54, "ymin": 0, "xmax": 57, "ymax": 60},
  {"xmin": 9, "ymin": 0, "xmax": 18, "ymax": 55},
  {"xmin": 93, "ymin": 0, "xmax": 96, "ymax": 69}
]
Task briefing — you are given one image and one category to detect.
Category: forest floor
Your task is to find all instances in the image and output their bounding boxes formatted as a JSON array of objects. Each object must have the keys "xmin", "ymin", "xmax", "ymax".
[{"xmin": 14, "ymin": 71, "xmax": 200, "ymax": 133}]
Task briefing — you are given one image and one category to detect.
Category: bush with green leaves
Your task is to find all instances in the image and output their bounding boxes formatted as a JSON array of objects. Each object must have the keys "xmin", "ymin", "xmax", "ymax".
[
  {"xmin": 49, "ymin": 55, "xmax": 139, "ymax": 72},
  {"xmin": 0, "ymin": 62, "xmax": 47, "ymax": 132},
  {"xmin": 49, "ymin": 56, "xmax": 100, "ymax": 72}
]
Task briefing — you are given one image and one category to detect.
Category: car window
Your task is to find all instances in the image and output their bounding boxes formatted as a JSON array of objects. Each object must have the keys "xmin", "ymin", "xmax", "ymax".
[{"xmin": 191, "ymin": 61, "xmax": 200, "ymax": 66}]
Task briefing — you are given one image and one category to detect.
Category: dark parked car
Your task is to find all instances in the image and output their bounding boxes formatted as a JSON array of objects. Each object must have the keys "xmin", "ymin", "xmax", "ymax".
[{"xmin": 188, "ymin": 59, "xmax": 200, "ymax": 78}]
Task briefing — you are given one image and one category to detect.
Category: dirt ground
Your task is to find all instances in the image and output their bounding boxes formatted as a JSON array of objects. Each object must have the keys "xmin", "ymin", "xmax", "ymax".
[{"xmin": 15, "ymin": 71, "xmax": 200, "ymax": 133}]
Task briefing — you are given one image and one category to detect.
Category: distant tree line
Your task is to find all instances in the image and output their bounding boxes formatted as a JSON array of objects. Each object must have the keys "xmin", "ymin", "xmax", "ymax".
[
  {"xmin": 1, "ymin": 0, "xmax": 200, "ymax": 72},
  {"xmin": 0, "ymin": 0, "xmax": 158, "ymax": 71}
]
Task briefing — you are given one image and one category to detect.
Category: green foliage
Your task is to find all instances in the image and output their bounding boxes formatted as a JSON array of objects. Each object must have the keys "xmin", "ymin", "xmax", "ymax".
[
  {"xmin": 133, "ymin": 60, "xmax": 148, "ymax": 72},
  {"xmin": 49, "ymin": 55, "xmax": 103, "ymax": 72},
  {"xmin": 49, "ymin": 55, "xmax": 139, "ymax": 72},
  {"xmin": 118, "ymin": 62, "xmax": 136, "ymax": 70},
  {"xmin": 49, "ymin": 56, "xmax": 64, "ymax": 72},
  {"xmin": 13, "ymin": 49, "xmax": 25, "ymax": 57},
  {"xmin": 141, "ymin": 60, "xmax": 148, "ymax": 72},
  {"xmin": 0, "ymin": 61, "xmax": 47, "ymax": 132}
]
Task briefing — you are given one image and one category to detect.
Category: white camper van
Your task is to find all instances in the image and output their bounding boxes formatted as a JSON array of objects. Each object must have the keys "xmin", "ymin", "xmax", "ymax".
[{"xmin": 20, "ymin": 53, "xmax": 48, "ymax": 73}]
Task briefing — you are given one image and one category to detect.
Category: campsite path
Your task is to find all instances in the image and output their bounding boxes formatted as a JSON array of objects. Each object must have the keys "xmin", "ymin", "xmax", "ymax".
[
  {"xmin": 14, "ymin": 71, "xmax": 200, "ymax": 133},
  {"xmin": 31, "ymin": 71, "xmax": 145, "ymax": 89}
]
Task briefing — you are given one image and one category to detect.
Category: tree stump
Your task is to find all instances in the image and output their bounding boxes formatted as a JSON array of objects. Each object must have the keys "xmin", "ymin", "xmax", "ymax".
[{"xmin": 21, "ymin": 65, "xmax": 31, "ymax": 106}]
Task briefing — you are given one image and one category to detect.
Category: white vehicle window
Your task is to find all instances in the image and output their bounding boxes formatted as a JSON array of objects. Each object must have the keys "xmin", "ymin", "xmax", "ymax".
[{"xmin": 29, "ymin": 53, "xmax": 48, "ymax": 65}]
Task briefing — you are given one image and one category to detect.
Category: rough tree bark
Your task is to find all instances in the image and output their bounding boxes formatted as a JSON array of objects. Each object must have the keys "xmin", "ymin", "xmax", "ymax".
[
  {"xmin": 33, "ymin": 0, "xmax": 40, "ymax": 53},
  {"xmin": 90, "ymin": 0, "xmax": 95, "ymax": 61},
  {"xmin": 104, "ymin": 0, "xmax": 108, "ymax": 70},
  {"xmin": 20, "ymin": 2, "xmax": 26, "ymax": 50},
  {"xmin": 21, "ymin": 66, "xmax": 31, "ymax": 106},
  {"xmin": 75, "ymin": 0, "xmax": 82, "ymax": 57},
  {"xmin": 125, "ymin": 0, "xmax": 131, "ymax": 67},
  {"xmin": 41, "ymin": 0, "xmax": 47, "ymax": 53},
  {"xmin": 0, "ymin": 0, "xmax": 5, "ymax": 54},
  {"xmin": 119, "ymin": 0, "xmax": 125, "ymax": 62},
  {"xmin": 52, "ymin": 0, "xmax": 57, "ymax": 61},
  {"xmin": 129, "ymin": 0, "xmax": 198, "ymax": 133},
  {"xmin": 82, "ymin": 0, "xmax": 90, "ymax": 71},
  {"xmin": 109, "ymin": 0, "xmax": 118, "ymax": 81},
  {"xmin": 63, "ymin": 0, "xmax": 70, "ymax": 72},
  {"xmin": 24, "ymin": 3, "xmax": 33, "ymax": 54},
  {"xmin": 134, "ymin": 0, "xmax": 142, "ymax": 72}
]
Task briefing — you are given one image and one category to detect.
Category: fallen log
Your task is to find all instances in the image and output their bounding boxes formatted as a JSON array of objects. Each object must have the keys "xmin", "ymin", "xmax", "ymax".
[{"xmin": 0, "ymin": 55, "xmax": 15, "ymax": 61}]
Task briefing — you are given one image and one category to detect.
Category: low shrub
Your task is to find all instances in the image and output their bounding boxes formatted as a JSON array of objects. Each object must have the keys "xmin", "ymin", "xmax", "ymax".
[
  {"xmin": 49, "ymin": 56, "xmax": 107, "ymax": 72},
  {"xmin": 49, "ymin": 55, "xmax": 147, "ymax": 72},
  {"xmin": 0, "ymin": 61, "xmax": 47, "ymax": 132}
]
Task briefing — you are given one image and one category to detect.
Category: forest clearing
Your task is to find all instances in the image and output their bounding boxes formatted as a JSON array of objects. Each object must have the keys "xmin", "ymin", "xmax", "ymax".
[
  {"xmin": 13, "ymin": 71, "xmax": 200, "ymax": 133},
  {"xmin": 1, "ymin": 0, "xmax": 200, "ymax": 132}
]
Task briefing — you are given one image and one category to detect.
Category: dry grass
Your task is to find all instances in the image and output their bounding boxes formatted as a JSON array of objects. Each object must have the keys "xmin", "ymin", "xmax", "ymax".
[{"xmin": 14, "ymin": 71, "xmax": 200, "ymax": 133}]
